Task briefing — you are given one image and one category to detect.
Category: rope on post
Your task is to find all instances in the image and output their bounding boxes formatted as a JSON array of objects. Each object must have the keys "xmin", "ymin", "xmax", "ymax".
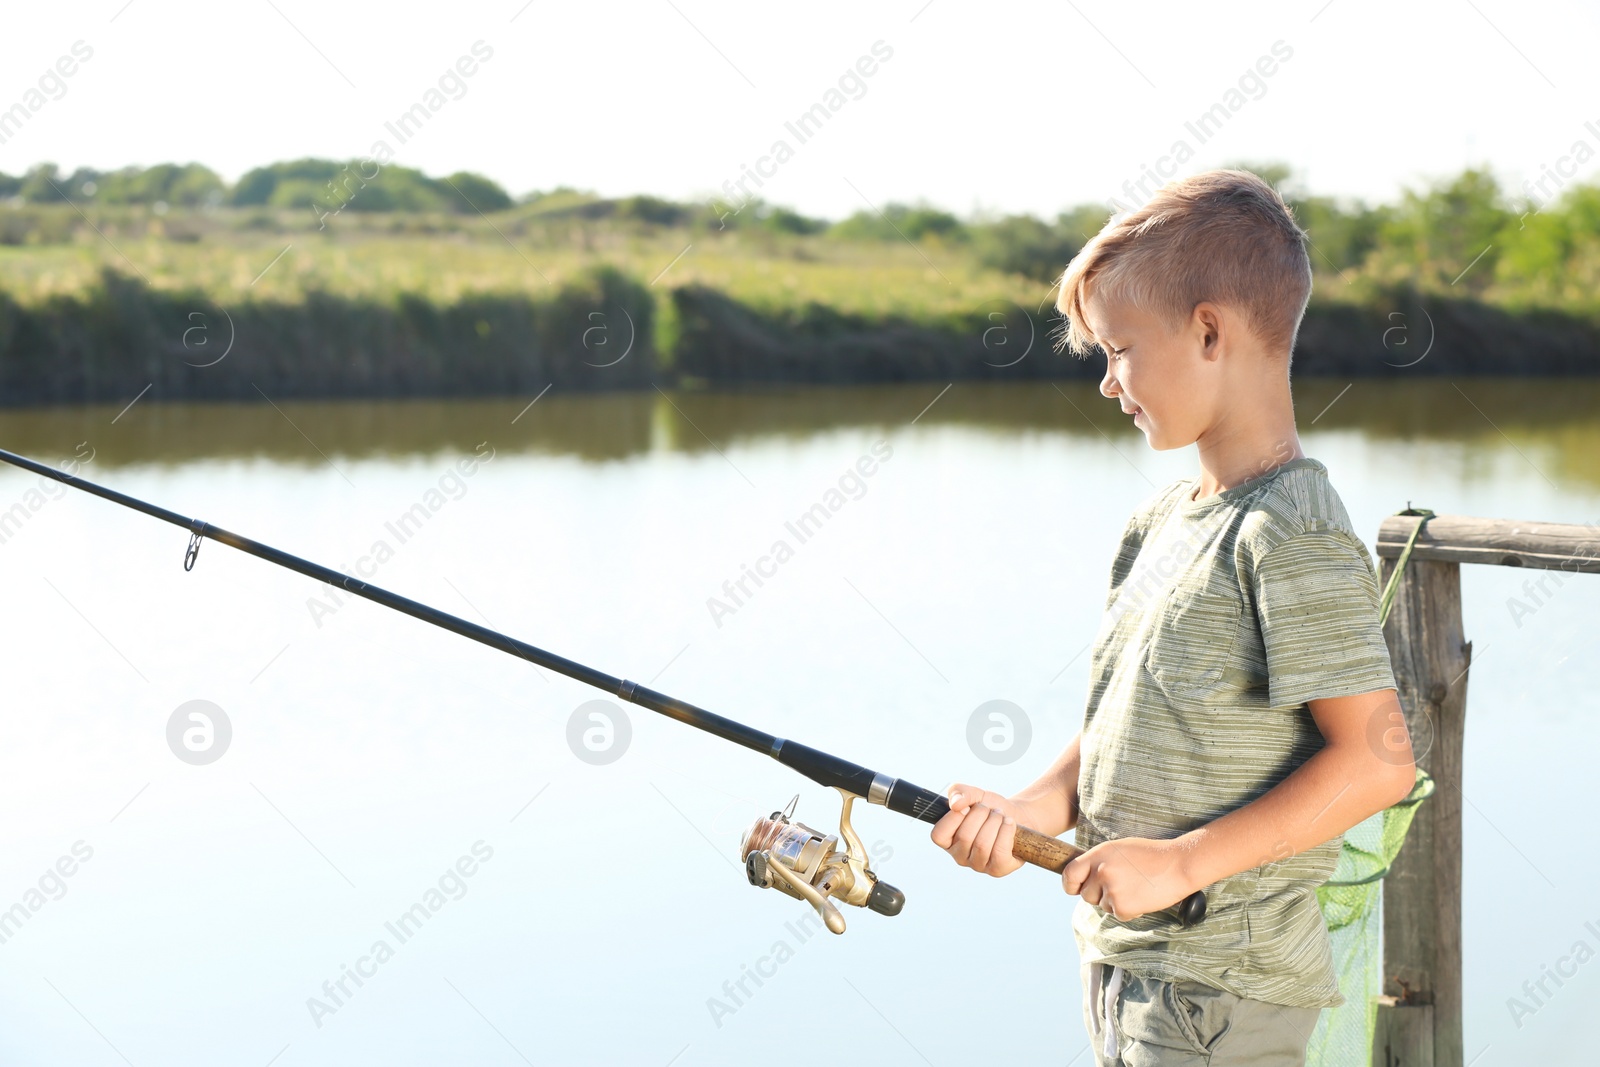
[{"xmin": 1378, "ymin": 505, "xmax": 1435, "ymax": 627}]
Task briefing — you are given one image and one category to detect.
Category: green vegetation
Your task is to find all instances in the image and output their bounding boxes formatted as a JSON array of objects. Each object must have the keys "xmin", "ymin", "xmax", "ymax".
[
  {"xmin": 0, "ymin": 157, "xmax": 1598, "ymax": 404},
  {"xmin": 4, "ymin": 155, "xmax": 1596, "ymax": 309},
  {"xmin": 0, "ymin": 265, "xmax": 655, "ymax": 405},
  {"xmin": 229, "ymin": 158, "xmax": 514, "ymax": 216},
  {"xmin": 8, "ymin": 162, "xmax": 227, "ymax": 208}
]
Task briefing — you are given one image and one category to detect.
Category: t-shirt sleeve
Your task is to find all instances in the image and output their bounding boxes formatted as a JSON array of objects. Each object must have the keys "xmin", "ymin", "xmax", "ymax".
[{"xmin": 1252, "ymin": 529, "xmax": 1398, "ymax": 709}]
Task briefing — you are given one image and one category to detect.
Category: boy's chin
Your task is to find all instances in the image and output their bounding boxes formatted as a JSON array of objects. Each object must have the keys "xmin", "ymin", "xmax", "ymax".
[{"xmin": 1141, "ymin": 426, "xmax": 1194, "ymax": 452}]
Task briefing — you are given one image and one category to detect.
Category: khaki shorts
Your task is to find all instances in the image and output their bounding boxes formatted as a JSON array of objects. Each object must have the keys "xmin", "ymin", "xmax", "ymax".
[{"xmin": 1082, "ymin": 963, "xmax": 1321, "ymax": 1066}]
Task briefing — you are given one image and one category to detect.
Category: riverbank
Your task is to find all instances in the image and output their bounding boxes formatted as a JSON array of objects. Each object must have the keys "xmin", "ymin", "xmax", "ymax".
[
  {"xmin": 3, "ymin": 194, "xmax": 1600, "ymax": 405},
  {"xmin": 2, "ymin": 266, "xmax": 1597, "ymax": 408}
]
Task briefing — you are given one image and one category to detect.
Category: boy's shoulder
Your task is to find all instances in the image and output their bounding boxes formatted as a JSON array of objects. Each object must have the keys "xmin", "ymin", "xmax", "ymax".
[
  {"xmin": 1127, "ymin": 457, "xmax": 1364, "ymax": 559},
  {"xmin": 1233, "ymin": 458, "xmax": 1366, "ymax": 564}
]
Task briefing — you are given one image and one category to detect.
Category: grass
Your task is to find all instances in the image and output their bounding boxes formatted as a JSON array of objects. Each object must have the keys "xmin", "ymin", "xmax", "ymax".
[{"xmin": 0, "ymin": 204, "xmax": 1041, "ymax": 325}]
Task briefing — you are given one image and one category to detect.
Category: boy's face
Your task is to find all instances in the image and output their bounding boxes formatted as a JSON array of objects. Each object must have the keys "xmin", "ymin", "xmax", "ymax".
[{"xmin": 1083, "ymin": 295, "xmax": 1220, "ymax": 451}]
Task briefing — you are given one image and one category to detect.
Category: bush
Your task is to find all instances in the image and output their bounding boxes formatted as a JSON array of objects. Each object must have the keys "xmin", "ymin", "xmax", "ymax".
[
  {"xmin": 614, "ymin": 195, "xmax": 690, "ymax": 226},
  {"xmin": 438, "ymin": 171, "xmax": 513, "ymax": 213},
  {"xmin": 231, "ymin": 159, "xmax": 513, "ymax": 216},
  {"xmin": 830, "ymin": 202, "xmax": 966, "ymax": 243},
  {"xmin": 970, "ymin": 213, "xmax": 1090, "ymax": 282}
]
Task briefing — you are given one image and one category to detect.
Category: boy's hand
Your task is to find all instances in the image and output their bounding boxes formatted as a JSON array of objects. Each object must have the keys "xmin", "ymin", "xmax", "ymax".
[
  {"xmin": 1063, "ymin": 838, "xmax": 1195, "ymax": 920},
  {"xmin": 929, "ymin": 784, "xmax": 1028, "ymax": 877}
]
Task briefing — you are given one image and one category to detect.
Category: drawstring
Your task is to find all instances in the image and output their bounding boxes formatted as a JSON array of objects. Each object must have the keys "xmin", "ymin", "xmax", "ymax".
[
  {"xmin": 1088, "ymin": 963, "xmax": 1126, "ymax": 1060},
  {"xmin": 1102, "ymin": 965, "xmax": 1125, "ymax": 1059}
]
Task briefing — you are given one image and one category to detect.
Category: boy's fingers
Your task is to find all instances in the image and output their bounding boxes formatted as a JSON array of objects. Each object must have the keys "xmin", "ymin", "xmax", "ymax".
[
  {"xmin": 945, "ymin": 782, "xmax": 986, "ymax": 813},
  {"xmin": 929, "ymin": 805, "xmax": 967, "ymax": 849},
  {"xmin": 932, "ymin": 784, "xmax": 1015, "ymax": 869},
  {"xmin": 982, "ymin": 809, "xmax": 1014, "ymax": 871},
  {"xmin": 949, "ymin": 805, "xmax": 989, "ymax": 857},
  {"xmin": 970, "ymin": 809, "xmax": 1011, "ymax": 873},
  {"xmin": 931, "ymin": 801, "xmax": 991, "ymax": 854},
  {"xmin": 1062, "ymin": 851, "xmax": 1090, "ymax": 894},
  {"xmin": 995, "ymin": 815, "xmax": 1019, "ymax": 872}
]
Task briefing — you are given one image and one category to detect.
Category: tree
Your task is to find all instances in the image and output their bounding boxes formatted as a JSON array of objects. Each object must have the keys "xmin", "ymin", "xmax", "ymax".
[
  {"xmin": 436, "ymin": 171, "xmax": 513, "ymax": 213},
  {"xmin": 19, "ymin": 163, "xmax": 73, "ymax": 202},
  {"xmin": 1377, "ymin": 169, "xmax": 1511, "ymax": 292},
  {"xmin": 971, "ymin": 214, "xmax": 1085, "ymax": 282},
  {"xmin": 96, "ymin": 163, "xmax": 225, "ymax": 206}
]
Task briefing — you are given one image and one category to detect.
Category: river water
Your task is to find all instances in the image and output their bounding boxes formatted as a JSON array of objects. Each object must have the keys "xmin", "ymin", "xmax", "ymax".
[{"xmin": 0, "ymin": 379, "xmax": 1595, "ymax": 1066}]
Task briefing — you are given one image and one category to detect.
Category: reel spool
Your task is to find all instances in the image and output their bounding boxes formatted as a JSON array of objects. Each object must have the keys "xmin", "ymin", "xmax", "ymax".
[{"xmin": 739, "ymin": 790, "xmax": 905, "ymax": 934}]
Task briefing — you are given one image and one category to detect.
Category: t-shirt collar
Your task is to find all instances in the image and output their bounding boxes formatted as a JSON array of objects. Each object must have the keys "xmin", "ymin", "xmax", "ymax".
[{"xmin": 1180, "ymin": 456, "xmax": 1324, "ymax": 512}]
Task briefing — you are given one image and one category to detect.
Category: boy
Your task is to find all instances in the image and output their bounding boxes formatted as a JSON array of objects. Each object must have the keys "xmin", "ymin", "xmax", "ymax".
[{"xmin": 931, "ymin": 170, "xmax": 1416, "ymax": 1066}]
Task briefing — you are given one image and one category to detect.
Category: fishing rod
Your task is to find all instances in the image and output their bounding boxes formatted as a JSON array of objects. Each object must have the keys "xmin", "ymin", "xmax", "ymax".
[{"xmin": 0, "ymin": 445, "xmax": 1206, "ymax": 932}]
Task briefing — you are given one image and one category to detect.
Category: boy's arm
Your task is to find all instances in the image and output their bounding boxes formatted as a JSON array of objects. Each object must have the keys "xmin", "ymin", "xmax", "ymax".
[
  {"xmin": 1063, "ymin": 688, "xmax": 1415, "ymax": 919},
  {"xmin": 1009, "ymin": 730, "xmax": 1083, "ymax": 836},
  {"xmin": 930, "ymin": 732, "xmax": 1082, "ymax": 876}
]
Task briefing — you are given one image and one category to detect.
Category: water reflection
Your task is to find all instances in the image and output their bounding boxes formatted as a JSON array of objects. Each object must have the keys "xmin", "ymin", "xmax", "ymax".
[{"xmin": 1, "ymin": 378, "xmax": 1598, "ymax": 489}]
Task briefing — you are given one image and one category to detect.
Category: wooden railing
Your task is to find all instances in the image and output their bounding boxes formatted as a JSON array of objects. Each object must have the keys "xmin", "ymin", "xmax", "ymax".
[{"xmin": 1371, "ymin": 514, "xmax": 1599, "ymax": 1066}]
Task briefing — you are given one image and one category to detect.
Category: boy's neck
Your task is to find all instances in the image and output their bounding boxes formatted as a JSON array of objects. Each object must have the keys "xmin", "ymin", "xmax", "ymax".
[{"xmin": 1188, "ymin": 387, "xmax": 1305, "ymax": 501}]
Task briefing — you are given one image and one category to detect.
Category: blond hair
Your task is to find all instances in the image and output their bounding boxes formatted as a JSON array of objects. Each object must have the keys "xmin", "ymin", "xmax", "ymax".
[{"xmin": 1054, "ymin": 169, "xmax": 1312, "ymax": 359}]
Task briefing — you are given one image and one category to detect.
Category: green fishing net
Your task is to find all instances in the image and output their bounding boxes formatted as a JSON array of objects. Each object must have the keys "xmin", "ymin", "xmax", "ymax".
[{"xmin": 1305, "ymin": 768, "xmax": 1435, "ymax": 1067}]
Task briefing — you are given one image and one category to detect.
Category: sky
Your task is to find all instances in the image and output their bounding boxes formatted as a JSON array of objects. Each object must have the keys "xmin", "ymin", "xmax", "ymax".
[{"xmin": 2, "ymin": 0, "xmax": 1598, "ymax": 220}]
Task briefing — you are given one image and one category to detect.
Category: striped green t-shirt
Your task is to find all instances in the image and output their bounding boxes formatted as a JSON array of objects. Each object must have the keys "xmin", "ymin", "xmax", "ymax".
[{"xmin": 1072, "ymin": 456, "xmax": 1396, "ymax": 1009}]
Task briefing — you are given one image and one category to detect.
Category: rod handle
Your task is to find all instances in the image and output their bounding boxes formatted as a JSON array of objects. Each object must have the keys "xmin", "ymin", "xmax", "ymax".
[
  {"xmin": 1010, "ymin": 823, "xmax": 1081, "ymax": 872},
  {"xmin": 1011, "ymin": 824, "xmax": 1207, "ymax": 928},
  {"xmin": 885, "ymin": 781, "xmax": 1208, "ymax": 927}
]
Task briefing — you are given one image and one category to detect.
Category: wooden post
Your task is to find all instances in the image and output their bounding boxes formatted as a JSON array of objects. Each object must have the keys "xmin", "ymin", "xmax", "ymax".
[
  {"xmin": 1372, "ymin": 552, "xmax": 1470, "ymax": 1067},
  {"xmin": 1367, "ymin": 513, "xmax": 1597, "ymax": 1067},
  {"xmin": 1373, "ymin": 997, "xmax": 1434, "ymax": 1067}
]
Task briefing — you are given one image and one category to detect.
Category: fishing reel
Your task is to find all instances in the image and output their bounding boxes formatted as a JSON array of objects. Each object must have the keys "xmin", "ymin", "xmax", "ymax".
[{"xmin": 739, "ymin": 790, "xmax": 905, "ymax": 934}]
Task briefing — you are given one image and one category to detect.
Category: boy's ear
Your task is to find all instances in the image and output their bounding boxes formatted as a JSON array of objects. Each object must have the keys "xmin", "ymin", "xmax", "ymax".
[{"xmin": 1194, "ymin": 302, "xmax": 1225, "ymax": 362}]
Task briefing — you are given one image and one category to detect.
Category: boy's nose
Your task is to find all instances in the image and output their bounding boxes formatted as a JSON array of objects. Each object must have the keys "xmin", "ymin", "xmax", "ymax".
[{"xmin": 1099, "ymin": 363, "xmax": 1120, "ymax": 400}]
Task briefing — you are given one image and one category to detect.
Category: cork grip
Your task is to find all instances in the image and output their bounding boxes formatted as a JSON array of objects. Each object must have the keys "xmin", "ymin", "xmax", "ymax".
[
  {"xmin": 1011, "ymin": 823, "xmax": 1083, "ymax": 873},
  {"xmin": 1011, "ymin": 824, "xmax": 1208, "ymax": 928}
]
